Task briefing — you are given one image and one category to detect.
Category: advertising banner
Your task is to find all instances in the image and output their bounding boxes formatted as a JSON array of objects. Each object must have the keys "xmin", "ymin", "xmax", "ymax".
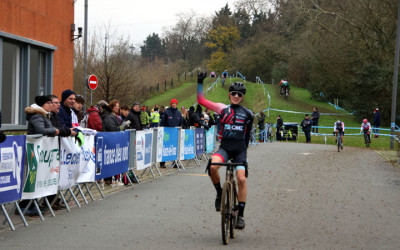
[
  {"xmin": 22, "ymin": 136, "xmax": 59, "ymax": 200},
  {"xmin": 180, "ymin": 129, "xmax": 195, "ymax": 160},
  {"xmin": 136, "ymin": 130, "xmax": 153, "ymax": 170},
  {"xmin": 95, "ymin": 131, "xmax": 130, "ymax": 180},
  {"xmin": 205, "ymin": 126, "xmax": 216, "ymax": 154},
  {"xmin": 0, "ymin": 135, "xmax": 26, "ymax": 204},
  {"xmin": 156, "ymin": 127, "xmax": 179, "ymax": 162},
  {"xmin": 59, "ymin": 137, "xmax": 80, "ymax": 190},
  {"xmin": 76, "ymin": 135, "xmax": 96, "ymax": 183},
  {"xmin": 195, "ymin": 128, "xmax": 205, "ymax": 156}
]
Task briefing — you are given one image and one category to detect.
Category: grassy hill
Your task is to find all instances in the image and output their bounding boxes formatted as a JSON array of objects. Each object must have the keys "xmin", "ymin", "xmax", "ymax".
[{"xmin": 143, "ymin": 78, "xmax": 394, "ymax": 150}]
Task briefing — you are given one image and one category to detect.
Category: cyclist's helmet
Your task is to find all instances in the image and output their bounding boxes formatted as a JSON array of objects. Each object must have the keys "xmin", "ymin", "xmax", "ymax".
[
  {"xmin": 336, "ymin": 120, "xmax": 341, "ymax": 124},
  {"xmin": 363, "ymin": 119, "xmax": 368, "ymax": 123},
  {"xmin": 229, "ymin": 82, "xmax": 246, "ymax": 94}
]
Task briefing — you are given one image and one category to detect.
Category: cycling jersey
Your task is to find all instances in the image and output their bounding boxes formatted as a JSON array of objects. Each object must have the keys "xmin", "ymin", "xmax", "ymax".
[
  {"xmin": 197, "ymin": 80, "xmax": 254, "ymax": 159},
  {"xmin": 334, "ymin": 122, "xmax": 345, "ymax": 132},
  {"xmin": 361, "ymin": 122, "xmax": 371, "ymax": 131}
]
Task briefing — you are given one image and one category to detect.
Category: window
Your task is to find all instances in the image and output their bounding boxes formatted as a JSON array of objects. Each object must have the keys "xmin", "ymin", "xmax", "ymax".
[
  {"xmin": 1, "ymin": 41, "xmax": 21, "ymax": 125},
  {"xmin": 0, "ymin": 35, "xmax": 54, "ymax": 129}
]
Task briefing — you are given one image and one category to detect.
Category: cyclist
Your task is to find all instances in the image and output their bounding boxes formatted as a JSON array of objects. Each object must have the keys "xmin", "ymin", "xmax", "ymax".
[
  {"xmin": 221, "ymin": 70, "xmax": 228, "ymax": 86},
  {"xmin": 360, "ymin": 119, "xmax": 371, "ymax": 144},
  {"xmin": 279, "ymin": 79, "xmax": 290, "ymax": 96},
  {"xmin": 197, "ymin": 72, "xmax": 254, "ymax": 230},
  {"xmin": 334, "ymin": 120, "xmax": 345, "ymax": 149}
]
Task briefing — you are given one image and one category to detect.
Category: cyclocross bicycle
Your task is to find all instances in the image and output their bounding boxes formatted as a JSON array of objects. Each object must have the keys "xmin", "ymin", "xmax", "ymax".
[{"xmin": 206, "ymin": 160, "xmax": 245, "ymax": 245}]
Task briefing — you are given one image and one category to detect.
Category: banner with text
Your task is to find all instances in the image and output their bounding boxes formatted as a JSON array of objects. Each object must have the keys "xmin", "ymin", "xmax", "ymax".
[
  {"xmin": 179, "ymin": 129, "xmax": 195, "ymax": 160},
  {"xmin": 136, "ymin": 130, "xmax": 153, "ymax": 170},
  {"xmin": 0, "ymin": 135, "xmax": 26, "ymax": 204},
  {"xmin": 76, "ymin": 135, "xmax": 96, "ymax": 183},
  {"xmin": 22, "ymin": 136, "xmax": 59, "ymax": 200},
  {"xmin": 95, "ymin": 131, "xmax": 130, "ymax": 180},
  {"xmin": 195, "ymin": 128, "xmax": 205, "ymax": 156},
  {"xmin": 156, "ymin": 127, "xmax": 179, "ymax": 162},
  {"xmin": 59, "ymin": 137, "xmax": 80, "ymax": 190},
  {"xmin": 205, "ymin": 126, "xmax": 216, "ymax": 154}
]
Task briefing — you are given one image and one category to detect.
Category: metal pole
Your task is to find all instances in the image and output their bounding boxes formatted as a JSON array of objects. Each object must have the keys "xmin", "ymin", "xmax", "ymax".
[
  {"xmin": 391, "ymin": 0, "xmax": 400, "ymax": 149},
  {"xmin": 83, "ymin": 0, "xmax": 88, "ymax": 110}
]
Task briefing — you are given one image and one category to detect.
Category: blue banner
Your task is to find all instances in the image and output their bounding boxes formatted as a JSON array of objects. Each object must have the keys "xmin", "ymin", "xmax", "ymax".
[
  {"xmin": 0, "ymin": 135, "xmax": 26, "ymax": 204},
  {"xmin": 195, "ymin": 128, "xmax": 205, "ymax": 156},
  {"xmin": 95, "ymin": 131, "xmax": 130, "ymax": 180},
  {"xmin": 160, "ymin": 127, "xmax": 179, "ymax": 162},
  {"xmin": 182, "ymin": 129, "xmax": 195, "ymax": 160},
  {"xmin": 205, "ymin": 126, "xmax": 215, "ymax": 154}
]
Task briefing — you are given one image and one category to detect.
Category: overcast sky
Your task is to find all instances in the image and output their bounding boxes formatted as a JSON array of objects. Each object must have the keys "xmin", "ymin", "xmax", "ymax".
[{"xmin": 74, "ymin": 0, "xmax": 237, "ymax": 48}]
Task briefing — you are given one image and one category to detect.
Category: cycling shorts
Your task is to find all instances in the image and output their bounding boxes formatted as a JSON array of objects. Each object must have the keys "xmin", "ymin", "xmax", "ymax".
[
  {"xmin": 213, "ymin": 147, "xmax": 247, "ymax": 171},
  {"xmin": 336, "ymin": 129, "xmax": 344, "ymax": 135}
]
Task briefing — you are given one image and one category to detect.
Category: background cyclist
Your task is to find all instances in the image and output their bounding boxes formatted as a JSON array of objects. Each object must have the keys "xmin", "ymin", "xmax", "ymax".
[
  {"xmin": 197, "ymin": 72, "xmax": 254, "ymax": 230},
  {"xmin": 334, "ymin": 120, "xmax": 345, "ymax": 149},
  {"xmin": 360, "ymin": 119, "xmax": 372, "ymax": 143}
]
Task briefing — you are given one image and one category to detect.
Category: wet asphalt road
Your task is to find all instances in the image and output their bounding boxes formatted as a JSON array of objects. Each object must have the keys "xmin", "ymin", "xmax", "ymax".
[{"xmin": 1, "ymin": 142, "xmax": 400, "ymax": 249}]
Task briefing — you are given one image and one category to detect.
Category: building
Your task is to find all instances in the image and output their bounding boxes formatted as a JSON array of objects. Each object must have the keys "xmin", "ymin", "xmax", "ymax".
[{"xmin": 0, "ymin": 0, "xmax": 76, "ymax": 129}]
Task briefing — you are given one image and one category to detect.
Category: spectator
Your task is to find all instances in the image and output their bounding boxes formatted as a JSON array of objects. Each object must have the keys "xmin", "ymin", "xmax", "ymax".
[
  {"xmin": 150, "ymin": 107, "xmax": 160, "ymax": 127},
  {"xmin": 311, "ymin": 107, "xmax": 320, "ymax": 134},
  {"xmin": 159, "ymin": 105, "xmax": 165, "ymax": 123},
  {"xmin": 373, "ymin": 108, "xmax": 381, "ymax": 138},
  {"xmin": 49, "ymin": 95, "xmax": 75, "ymax": 137},
  {"xmin": 145, "ymin": 106, "xmax": 151, "ymax": 116},
  {"xmin": 159, "ymin": 99, "xmax": 183, "ymax": 168},
  {"xmin": 276, "ymin": 115, "xmax": 283, "ymax": 141},
  {"xmin": 86, "ymin": 100, "xmax": 106, "ymax": 132},
  {"xmin": 257, "ymin": 111, "xmax": 266, "ymax": 142},
  {"xmin": 182, "ymin": 108, "xmax": 190, "ymax": 129},
  {"xmin": 120, "ymin": 105, "xmax": 130, "ymax": 121},
  {"xmin": 301, "ymin": 114, "xmax": 313, "ymax": 143},
  {"xmin": 140, "ymin": 106, "xmax": 150, "ymax": 129},
  {"xmin": 21, "ymin": 95, "xmax": 60, "ymax": 215},
  {"xmin": 58, "ymin": 89, "xmax": 76, "ymax": 129},
  {"xmin": 25, "ymin": 95, "xmax": 59, "ymax": 136},
  {"xmin": 73, "ymin": 95, "xmax": 85, "ymax": 124},
  {"xmin": 205, "ymin": 108, "xmax": 215, "ymax": 126},
  {"xmin": 102, "ymin": 100, "xmax": 129, "ymax": 132},
  {"xmin": 126, "ymin": 102, "xmax": 142, "ymax": 130},
  {"xmin": 188, "ymin": 106, "xmax": 196, "ymax": 126}
]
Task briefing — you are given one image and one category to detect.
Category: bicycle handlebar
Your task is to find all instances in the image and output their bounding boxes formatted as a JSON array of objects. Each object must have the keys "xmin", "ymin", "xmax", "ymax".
[{"xmin": 209, "ymin": 162, "xmax": 246, "ymax": 167}]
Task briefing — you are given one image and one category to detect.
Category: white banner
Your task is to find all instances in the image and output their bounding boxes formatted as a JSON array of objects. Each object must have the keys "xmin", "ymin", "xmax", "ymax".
[
  {"xmin": 76, "ymin": 135, "xmax": 96, "ymax": 183},
  {"xmin": 136, "ymin": 130, "xmax": 153, "ymax": 170},
  {"xmin": 156, "ymin": 127, "xmax": 164, "ymax": 162},
  {"xmin": 22, "ymin": 136, "xmax": 59, "ymax": 200},
  {"xmin": 59, "ymin": 137, "xmax": 80, "ymax": 190},
  {"xmin": 179, "ymin": 129, "xmax": 185, "ymax": 161}
]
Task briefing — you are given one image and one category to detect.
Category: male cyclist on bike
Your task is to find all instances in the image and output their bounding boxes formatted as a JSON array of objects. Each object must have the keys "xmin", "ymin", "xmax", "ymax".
[
  {"xmin": 197, "ymin": 72, "xmax": 254, "ymax": 230},
  {"xmin": 279, "ymin": 79, "xmax": 290, "ymax": 96},
  {"xmin": 334, "ymin": 120, "xmax": 345, "ymax": 149},
  {"xmin": 360, "ymin": 119, "xmax": 371, "ymax": 143}
]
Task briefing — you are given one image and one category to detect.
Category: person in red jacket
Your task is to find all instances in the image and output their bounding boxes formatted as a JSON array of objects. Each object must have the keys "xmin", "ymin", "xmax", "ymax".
[{"xmin": 86, "ymin": 100, "xmax": 107, "ymax": 132}]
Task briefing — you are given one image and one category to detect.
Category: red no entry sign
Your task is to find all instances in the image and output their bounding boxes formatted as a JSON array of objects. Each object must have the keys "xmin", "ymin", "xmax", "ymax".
[{"xmin": 87, "ymin": 75, "xmax": 98, "ymax": 90}]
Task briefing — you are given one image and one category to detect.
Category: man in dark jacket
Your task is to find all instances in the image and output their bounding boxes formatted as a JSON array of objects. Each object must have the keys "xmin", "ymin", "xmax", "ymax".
[
  {"xmin": 58, "ymin": 89, "xmax": 76, "ymax": 129},
  {"xmin": 373, "ymin": 108, "xmax": 381, "ymax": 138},
  {"xmin": 257, "ymin": 111, "xmax": 266, "ymax": 142},
  {"xmin": 160, "ymin": 99, "xmax": 183, "ymax": 127},
  {"xmin": 311, "ymin": 107, "xmax": 320, "ymax": 133},
  {"xmin": 49, "ymin": 95, "xmax": 75, "ymax": 137},
  {"xmin": 301, "ymin": 114, "xmax": 313, "ymax": 143},
  {"xmin": 276, "ymin": 115, "xmax": 283, "ymax": 141},
  {"xmin": 126, "ymin": 102, "xmax": 142, "ymax": 130},
  {"xmin": 159, "ymin": 99, "xmax": 182, "ymax": 168}
]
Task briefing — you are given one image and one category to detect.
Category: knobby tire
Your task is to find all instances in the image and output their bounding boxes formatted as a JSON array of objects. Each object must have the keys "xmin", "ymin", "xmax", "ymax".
[
  {"xmin": 365, "ymin": 134, "xmax": 370, "ymax": 147},
  {"xmin": 221, "ymin": 182, "xmax": 230, "ymax": 245}
]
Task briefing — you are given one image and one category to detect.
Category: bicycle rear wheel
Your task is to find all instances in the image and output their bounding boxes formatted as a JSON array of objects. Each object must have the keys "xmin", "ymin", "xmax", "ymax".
[
  {"xmin": 230, "ymin": 184, "xmax": 238, "ymax": 239},
  {"xmin": 221, "ymin": 182, "xmax": 230, "ymax": 245}
]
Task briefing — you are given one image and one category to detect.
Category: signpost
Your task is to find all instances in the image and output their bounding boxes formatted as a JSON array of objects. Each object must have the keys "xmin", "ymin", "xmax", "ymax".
[{"xmin": 86, "ymin": 74, "xmax": 98, "ymax": 105}]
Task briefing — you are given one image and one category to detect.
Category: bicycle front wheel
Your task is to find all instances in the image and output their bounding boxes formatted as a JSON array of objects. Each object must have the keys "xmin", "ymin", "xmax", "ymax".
[
  {"xmin": 365, "ymin": 134, "xmax": 370, "ymax": 147},
  {"xmin": 230, "ymin": 184, "xmax": 238, "ymax": 239},
  {"xmin": 221, "ymin": 182, "xmax": 231, "ymax": 245}
]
